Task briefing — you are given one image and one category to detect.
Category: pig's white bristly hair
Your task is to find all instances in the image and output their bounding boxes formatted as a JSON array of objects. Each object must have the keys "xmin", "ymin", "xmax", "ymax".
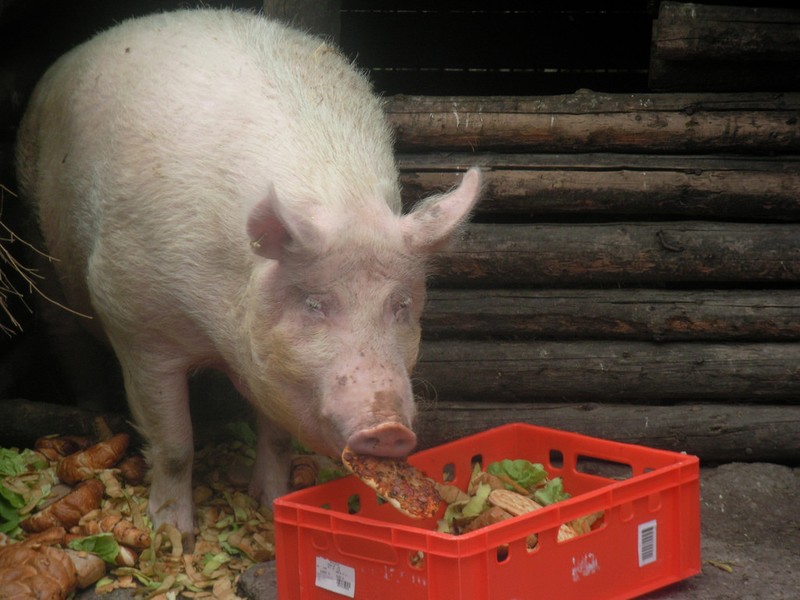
[
  {"xmin": 41, "ymin": 7, "xmax": 399, "ymax": 253},
  {"xmin": 230, "ymin": 9, "xmax": 402, "ymax": 219}
]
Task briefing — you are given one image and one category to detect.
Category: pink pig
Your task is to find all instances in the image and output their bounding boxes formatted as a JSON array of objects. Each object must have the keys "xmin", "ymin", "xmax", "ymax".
[{"xmin": 15, "ymin": 8, "xmax": 480, "ymax": 542}]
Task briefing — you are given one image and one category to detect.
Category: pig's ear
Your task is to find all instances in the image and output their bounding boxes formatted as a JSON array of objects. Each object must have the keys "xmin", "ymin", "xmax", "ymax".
[
  {"xmin": 246, "ymin": 184, "xmax": 320, "ymax": 260},
  {"xmin": 401, "ymin": 168, "xmax": 482, "ymax": 253}
]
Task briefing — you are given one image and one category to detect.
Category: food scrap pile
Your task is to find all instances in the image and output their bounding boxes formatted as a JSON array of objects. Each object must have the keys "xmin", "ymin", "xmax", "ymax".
[
  {"xmin": 0, "ymin": 421, "xmax": 275, "ymax": 600},
  {"xmin": 1, "ymin": 423, "xmax": 602, "ymax": 599},
  {"xmin": 435, "ymin": 459, "xmax": 604, "ymax": 546},
  {"xmin": 337, "ymin": 449, "xmax": 603, "ymax": 547}
]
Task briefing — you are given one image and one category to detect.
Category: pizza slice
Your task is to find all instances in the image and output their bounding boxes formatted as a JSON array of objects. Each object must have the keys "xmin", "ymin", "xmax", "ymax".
[{"xmin": 341, "ymin": 447, "xmax": 441, "ymax": 519}]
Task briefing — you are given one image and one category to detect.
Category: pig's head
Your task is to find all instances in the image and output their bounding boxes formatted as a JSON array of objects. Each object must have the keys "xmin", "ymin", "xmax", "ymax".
[{"xmin": 242, "ymin": 169, "xmax": 481, "ymax": 460}]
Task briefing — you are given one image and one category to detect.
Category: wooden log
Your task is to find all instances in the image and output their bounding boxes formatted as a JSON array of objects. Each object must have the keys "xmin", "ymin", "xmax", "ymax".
[
  {"xmin": 415, "ymin": 401, "xmax": 800, "ymax": 465},
  {"xmin": 653, "ymin": 2, "xmax": 800, "ymax": 63},
  {"xmin": 433, "ymin": 222, "xmax": 800, "ymax": 287},
  {"xmin": 422, "ymin": 289, "xmax": 800, "ymax": 343},
  {"xmin": 0, "ymin": 398, "xmax": 135, "ymax": 449},
  {"xmin": 384, "ymin": 92, "xmax": 800, "ymax": 153},
  {"xmin": 0, "ymin": 394, "xmax": 251, "ymax": 449},
  {"xmin": 413, "ymin": 340, "xmax": 800, "ymax": 403},
  {"xmin": 398, "ymin": 153, "xmax": 800, "ymax": 221}
]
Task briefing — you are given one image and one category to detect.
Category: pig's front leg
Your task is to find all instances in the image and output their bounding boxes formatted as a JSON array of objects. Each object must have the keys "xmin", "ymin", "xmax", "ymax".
[
  {"xmin": 120, "ymin": 351, "xmax": 196, "ymax": 547},
  {"xmin": 248, "ymin": 413, "xmax": 293, "ymax": 507}
]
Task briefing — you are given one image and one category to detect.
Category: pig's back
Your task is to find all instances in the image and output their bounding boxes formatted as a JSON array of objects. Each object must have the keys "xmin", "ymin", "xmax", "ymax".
[
  {"xmin": 17, "ymin": 8, "xmax": 400, "ymax": 319},
  {"xmin": 18, "ymin": 9, "xmax": 399, "ymax": 267}
]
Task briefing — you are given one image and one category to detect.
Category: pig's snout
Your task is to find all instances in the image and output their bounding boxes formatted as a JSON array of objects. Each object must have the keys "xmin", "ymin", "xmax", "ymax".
[{"xmin": 346, "ymin": 422, "xmax": 417, "ymax": 458}]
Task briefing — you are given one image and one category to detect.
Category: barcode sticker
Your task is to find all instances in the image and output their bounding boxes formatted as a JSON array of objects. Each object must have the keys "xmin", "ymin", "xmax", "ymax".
[
  {"xmin": 315, "ymin": 556, "xmax": 355, "ymax": 597},
  {"xmin": 638, "ymin": 519, "xmax": 657, "ymax": 567}
]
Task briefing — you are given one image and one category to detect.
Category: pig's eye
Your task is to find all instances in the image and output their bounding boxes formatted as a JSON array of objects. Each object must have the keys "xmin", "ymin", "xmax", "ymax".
[
  {"xmin": 393, "ymin": 296, "xmax": 412, "ymax": 320},
  {"xmin": 305, "ymin": 296, "xmax": 325, "ymax": 316}
]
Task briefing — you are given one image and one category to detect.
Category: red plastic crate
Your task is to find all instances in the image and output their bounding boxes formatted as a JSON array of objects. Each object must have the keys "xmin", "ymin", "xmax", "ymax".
[{"xmin": 274, "ymin": 423, "xmax": 700, "ymax": 599}]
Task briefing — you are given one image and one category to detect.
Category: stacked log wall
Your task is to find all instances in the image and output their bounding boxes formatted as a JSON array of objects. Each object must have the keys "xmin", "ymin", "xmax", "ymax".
[
  {"xmin": 387, "ymin": 92, "xmax": 800, "ymax": 463},
  {"xmin": 1, "ymin": 2, "xmax": 798, "ymax": 463},
  {"xmin": 650, "ymin": 2, "xmax": 800, "ymax": 92}
]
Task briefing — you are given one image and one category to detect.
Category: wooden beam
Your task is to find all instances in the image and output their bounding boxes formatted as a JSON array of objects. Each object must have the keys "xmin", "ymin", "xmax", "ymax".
[
  {"xmin": 414, "ymin": 340, "xmax": 800, "ymax": 403},
  {"xmin": 398, "ymin": 154, "xmax": 800, "ymax": 221},
  {"xmin": 385, "ymin": 92, "xmax": 800, "ymax": 153},
  {"xmin": 432, "ymin": 222, "xmax": 800, "ymax": 287},
  {"xmin": 422, "ymin": 289, "xmax": 800, "ymax": 342},
  {"xmin": 415, "ymin": 401, "xmax": 800, "ymax": 465},
  {"xmin": 649, "ymin": 4, "xmax": 800, "ymax": 92},
  {"xmin": 0, "ymin": 399, "xmax": 135, "ymax": 449},
  {"xmin": 654, "ymin": 2, "xmax": 800, "ymax": 63}
]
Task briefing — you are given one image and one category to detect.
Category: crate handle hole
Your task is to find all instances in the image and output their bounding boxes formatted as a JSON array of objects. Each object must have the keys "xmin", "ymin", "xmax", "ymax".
[
  {"xmin": 408, "ymin": 550, "xmax": 425, "ymax": 570},
  {"xmin": 442, "ymin": 462, "xmax": 456, "ymax": 482},
  {"xmin": 496, "ymin": 544, "xmax": 510, "ymax": 563},
  {"xmin": 549, "ymin": 449, "xmax": 564, "ymax": 469},
  {"xmin": 347, "ymin": 494, "xmax": 361, "ymax": 514},
  {"xmin": 557, "ymin": 510, "xmax": 606, "ymax": 543},
  {"xmin": 470, "ymin": 453, "xmax": 483, "ymax": 469},
  {"xmin": 576, "ymin": 455, "xmax": 633, "ymax": 480}
]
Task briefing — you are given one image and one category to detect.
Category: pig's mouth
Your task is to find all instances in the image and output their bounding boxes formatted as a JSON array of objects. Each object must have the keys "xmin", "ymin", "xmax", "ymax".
[{"xmin": 289, "ymin": 413, "xmax": 348, "ymax": 459}]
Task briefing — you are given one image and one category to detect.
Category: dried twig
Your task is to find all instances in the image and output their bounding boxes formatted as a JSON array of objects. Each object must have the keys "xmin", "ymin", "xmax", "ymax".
[{"xmin": 0, "ymin": 184, "xmax": 91, "ymax": 336}]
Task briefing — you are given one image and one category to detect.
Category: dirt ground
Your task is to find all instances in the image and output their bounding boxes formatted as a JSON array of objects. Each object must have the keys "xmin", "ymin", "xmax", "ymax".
[
  {"xmin": 644, "ymin": 463, "xmax": 800, "ymax": 600},
  {"xmin": 235, "ymin": 463, "xmax": 800, "ymax": 600},
  {"xmin": 7, "ymin": 393, "xmax": 793, "ymax": 599}
]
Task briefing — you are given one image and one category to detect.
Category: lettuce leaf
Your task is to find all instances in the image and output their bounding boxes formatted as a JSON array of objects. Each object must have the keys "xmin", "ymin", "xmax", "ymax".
[
  {"xmin": 224, "ymin": 421, "xmax": 257, "ymax": 448},
  {"xmin": 486, "ymin": 459, "xmax": 548, "ymax": 491},
  {"xmin": 0, "ymin": 483, "xmax": 24, "ymax": 510},
  {"xmin": 69, "ymin": 533, "xmax": 120, "ymax": 565},
  {"xmin": 0, "ymin": 447, "xmax": 52, "ymax": 536},
  {"xmin": 533, "ymin": 477, "xmax": 571, "ymax": 506},
  {"xmin": 317, "ymin": 466, "xmax": 349, "ymax": 484},
  {"xmin": 0, "ymin": 447, "xmax": 46, "ymax": 477},
  {"xmin": 436, "ymin": 482, "xmax": 492, "ymax": 533},
  {"xmin": 462, "ymin": 482, "xmax": 491, "ymax": 518},
  {"xmin": 0, "ymin": 480, "xmax": 26, "ymax": 534},
  {"xmin": 0, "ymin": 495, "xmax": 22, "ymax": 534},
  {"xmin": 437, "ymin": 502, "xmax": 463, "ymax": 533}
]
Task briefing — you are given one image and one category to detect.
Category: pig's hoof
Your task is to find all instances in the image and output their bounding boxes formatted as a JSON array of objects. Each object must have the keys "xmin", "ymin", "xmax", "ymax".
[{"xmin": 149, "ymin": 498, "xmax": 196, "ymax": 553}]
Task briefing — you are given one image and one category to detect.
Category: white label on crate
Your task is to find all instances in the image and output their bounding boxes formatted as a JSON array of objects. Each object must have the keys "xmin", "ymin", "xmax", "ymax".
[
  {"xmin": 571, "ymin": 552, "xmax": 600, "ymax": 582},
  {"xmin": 315, "ymin": 556, "xmax": 356, "ymax": 598},
  {"xmin": 638, "ymin": 519, "xmax": 658, "ymax": 567}
]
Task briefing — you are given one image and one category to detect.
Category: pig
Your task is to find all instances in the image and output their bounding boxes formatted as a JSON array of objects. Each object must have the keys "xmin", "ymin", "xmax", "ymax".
[{"xmin": 15, "ymin": 8, "xmax": 481, "ymax": 542}]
